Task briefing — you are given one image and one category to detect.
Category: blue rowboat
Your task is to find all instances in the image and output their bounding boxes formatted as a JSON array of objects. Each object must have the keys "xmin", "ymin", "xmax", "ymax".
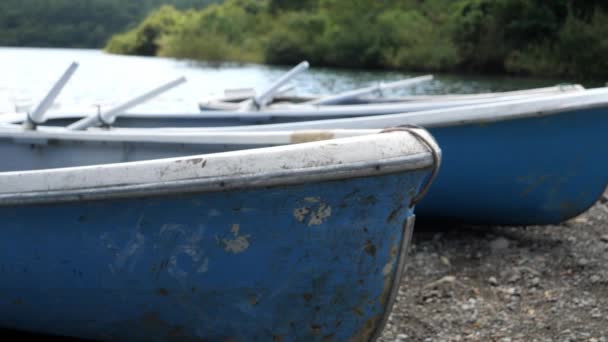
[
  {"xmin": 4, "ymin": 86, "xmax": 607, "ymax": 225},
  {"xmin": 3, "ymin": 87, "xmax": 606, "ymax": 225},
  {"xmin": 0, "ymin": 129, "xmax": 440, "ymax": 341},
  {"xmin": 204, "ymin": 87, "xmax": 608, "ymax": 225}
]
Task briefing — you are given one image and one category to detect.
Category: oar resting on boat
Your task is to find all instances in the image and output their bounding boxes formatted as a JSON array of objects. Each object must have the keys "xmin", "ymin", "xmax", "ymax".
[{"xmin": 0, "ymin": 127, "xmax": 440, "ymax": 342}]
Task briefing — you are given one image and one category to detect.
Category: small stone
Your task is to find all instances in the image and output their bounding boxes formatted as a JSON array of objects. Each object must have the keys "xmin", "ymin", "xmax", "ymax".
[
  {"xmin": 501, "ymin": 287, "xmax": 518, "ymax": 295},
  {"xmin": 424, "ymin": 275, "xmax": 456, "ymax": 289},
  {"xmin": 591, "ymin": 275, "xmax": 602, "ymax": 283},
  {"xmin": 440, "ymin": 256, "xmax": 451, "ymax": 267},
  {"xmin": 591, "ymin": 308, "xmax": 602, "ymax": 318},
  {"xmin": 396, "ymin": 333, "xmax": 408, "ymax": 341},
  {"xmin": 530, "ymin": 277, "xmax": 541, "ymax": 287},
  {"xmin": 601, "ymin": 234, "xmax": 608, "ymax": 243},
  {"xmin": 571, "ymin": 216, "xmax": 589, "ymax": 224},
  {"xmin": 508, "ymin": 273, "xmax": 521, "ymax": 283},
  {"xmin": 579, "ymin": 258, "xmax": 590, "ymax": 266},
  {"xmin": 490, "ymin": 237, "xmax": 510, "ymax": 252},
  {"xmin": 488, "ymin": 276, "xmax": 499, "ymax": 286}
]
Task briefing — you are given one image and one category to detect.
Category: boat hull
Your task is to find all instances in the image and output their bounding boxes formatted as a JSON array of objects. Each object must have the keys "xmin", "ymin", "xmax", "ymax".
[
  {"xmin": 0, "ymin": 171, "xmax": 424, "ymax": 341},
  {"xmin": 417, "ymin": 107, "xmax": 608, "ymax": 225},
  {"xmin": 7, "ymin": 106, "xmax": 607, "ymax": 225}
]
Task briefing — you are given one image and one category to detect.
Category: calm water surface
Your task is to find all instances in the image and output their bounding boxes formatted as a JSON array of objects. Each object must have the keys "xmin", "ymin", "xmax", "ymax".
[{"xmin": 0, "ymin": 47, "xmax": 578, "ymax": 114}]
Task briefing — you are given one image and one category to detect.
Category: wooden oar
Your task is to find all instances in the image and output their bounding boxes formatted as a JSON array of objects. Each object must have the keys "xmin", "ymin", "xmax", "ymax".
[
  {"xmin": 67, "ymin": 77, "xmax": 186, "ymax": 130},
  {"xmin": 306, "ymin": 75, "xmax": 433, "ymax": 106},
  {"xmin": 24, "ymin": 62, "xmax": 79, "ymax": 128}
]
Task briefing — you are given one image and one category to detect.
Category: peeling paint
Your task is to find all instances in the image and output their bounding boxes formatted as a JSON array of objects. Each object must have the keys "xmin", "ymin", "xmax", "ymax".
[
  {"xmin": 158, "ymin": 224, "xmax": 210, "ymax": 280},
  {"xmin": 308, "ymin": 203, "xmax": 332, "ymax": 226},
  {"xmin": 304, "ymin": 197, "xmax": 321, "ymax": 203},
  {"xmin": 221, "ymin": 224, "xmax": 251, "ymax": 254},
  {"xmin": 293, "ymin": 207, "xmax": 311, "ymax": 223},
  {"xmin": 102, "ymin": 215, "xmax": 147, "ymax": 274},
  {"xmin": 293, "ymin": 199, "xmax": 332, "ymax": 226},
  {"xmin": 381, "ymin": 261, "xmax": 394, "ymax": 277}
]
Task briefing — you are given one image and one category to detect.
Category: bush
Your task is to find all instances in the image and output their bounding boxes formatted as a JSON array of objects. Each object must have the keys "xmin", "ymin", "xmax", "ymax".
[
  {"xmin": 506, "ymin": 9, "xmax": 608, "ymax": 79},
  {"xmin": 264, "ymin": 12, "xmax": 327, "ymax": 65},
  {"xmin": 105, "ymin": 5, "xmax": 185, "ymax": 55},
  {"xmin": 105, "ymin": 0, "xmax": 608, "ymax": 79},
  {"xmin": 377, "ymin": 10, "xmax": 459, "ymax": 71},
  {"xmin": 159, "ymin": 0, "xmax": 266, "ymax": 62}
]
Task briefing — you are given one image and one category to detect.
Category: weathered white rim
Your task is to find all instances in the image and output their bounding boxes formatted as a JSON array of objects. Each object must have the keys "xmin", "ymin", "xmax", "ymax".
[{"xmin": 0, "ymin": 130, "xmax": 439, "ymax": 205}]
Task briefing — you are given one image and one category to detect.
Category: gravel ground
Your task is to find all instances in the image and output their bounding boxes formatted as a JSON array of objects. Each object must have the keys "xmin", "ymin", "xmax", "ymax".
[{"xmin": 379, "ymin": 193, "xmax": 608, "ymax": 342}]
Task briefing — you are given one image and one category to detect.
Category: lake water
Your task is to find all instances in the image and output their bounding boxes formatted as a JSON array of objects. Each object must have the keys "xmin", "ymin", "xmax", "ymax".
[{"xmin": 0, "ymin": 47, "xmax": 578, "ymax": 114}]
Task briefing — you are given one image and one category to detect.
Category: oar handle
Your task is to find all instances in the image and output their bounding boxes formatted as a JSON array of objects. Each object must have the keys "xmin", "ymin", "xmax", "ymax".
[
  {"xmin": 253, "ymin": 61, "xmax": 309, "ymax": 108},
  {"xmin": 309, "ymin": 75, "xmax": 433, "ymax": 105},
  {"xmin": 26, "ymin": 62, "xmax": 79, "ymax": 126}
]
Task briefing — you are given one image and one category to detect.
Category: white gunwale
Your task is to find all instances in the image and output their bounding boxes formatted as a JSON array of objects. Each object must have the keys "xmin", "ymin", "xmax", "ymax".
[{"xmin": 0, "ymin": 131, "xmax": 438, "ymax": 205}]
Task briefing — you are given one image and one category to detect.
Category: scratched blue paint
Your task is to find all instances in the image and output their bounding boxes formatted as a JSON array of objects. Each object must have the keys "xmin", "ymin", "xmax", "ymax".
[
  {"xmin": 417, "ymin": 107, "xmax": 608, "ymax": 224},
  {"xmin": 0, "ymin": 170, "xmax": 428, "ymax": 341}
]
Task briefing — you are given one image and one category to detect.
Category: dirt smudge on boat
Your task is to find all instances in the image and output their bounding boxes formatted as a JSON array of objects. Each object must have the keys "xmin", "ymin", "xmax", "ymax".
[{"xmin": 290, "ymin": 131, "xmax": 335, "ymax": 144}]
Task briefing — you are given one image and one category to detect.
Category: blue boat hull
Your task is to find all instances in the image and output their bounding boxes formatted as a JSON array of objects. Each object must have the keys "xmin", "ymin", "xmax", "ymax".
[
  {"xmin": 3, "ymin": 106, "xmax": 605, "ymax": 225},
  {"xmin": 417, "ymin": 107, "xmax": 608, "ymax": 224},
  {"xmin": 0, "ymin": 171, "xmax": 426, "ymax": 341}
]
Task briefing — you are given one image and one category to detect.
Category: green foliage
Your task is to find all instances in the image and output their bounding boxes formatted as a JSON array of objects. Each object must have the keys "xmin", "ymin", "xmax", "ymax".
[
  {"xmin": 449, "ymin": 0, "xmax": 608, "ymax": 78},
  {"xmin": 505, "ymin": 9, "xmax": 608, "ymax": 78},
  {"xmin": 263, "ymin": 12, "xmax": 328, "ymax": 65},
  {"xmin": 104, "ymin": 0, "xmax": 608, "ymax": 79},
  {"xmin": 159, "ymin": 0, "xmax": 268, "ymax": 62},
  {"xmin": 106, "ymin": 5, "xmax": 186, "ymax": 55},
  {"xmin": 0, "ymin": 0, "xmax": 219, "ymax": 48},
  {"xmin": 377, "ymin": 10, "xmax": 459, "ymax": 71},
  {"xmin": 268, "ymin": 0, "xmax": 318, "ymax": 13}
]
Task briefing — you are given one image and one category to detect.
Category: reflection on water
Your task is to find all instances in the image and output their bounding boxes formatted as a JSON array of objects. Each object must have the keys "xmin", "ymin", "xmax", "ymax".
[{"xmin": 0, "ymin": 47, "xmax": 583, "ymax": 114}]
